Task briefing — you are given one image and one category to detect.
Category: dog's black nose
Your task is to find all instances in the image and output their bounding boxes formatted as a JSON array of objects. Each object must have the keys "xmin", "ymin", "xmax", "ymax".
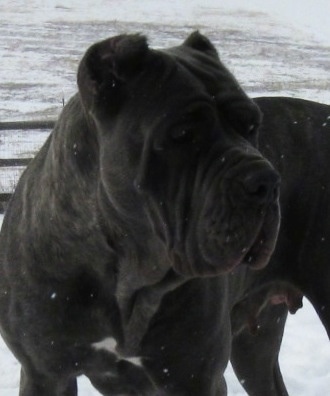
[{"xmin": 242, "ymin": 166, "xmax": 280, "ymax": 204}]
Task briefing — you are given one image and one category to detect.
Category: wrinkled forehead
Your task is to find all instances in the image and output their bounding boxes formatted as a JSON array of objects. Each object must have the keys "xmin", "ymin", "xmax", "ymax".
[
  {"xmin": 132, "ymin": 45, "xmax": 261, "ymax": 129},
  {"xmin": 163, "ymin": 46, "xmax": 229, "ymax": 97},
  {"xmin": 121, "ymin": 52, "xmax": 211, "ymax": 125},
  {"xmin": 132, "ymin": 48, "xmax": 222, "ymax": 111},
  {"xmin": 148, "ymin": 49, "xmax": 212, "ymax": 95}
]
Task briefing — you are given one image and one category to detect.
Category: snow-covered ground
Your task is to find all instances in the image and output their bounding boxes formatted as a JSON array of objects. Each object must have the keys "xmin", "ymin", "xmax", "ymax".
[{"xmin": 1, "ymin": 1, "xmax": 330, "ymax": 395}]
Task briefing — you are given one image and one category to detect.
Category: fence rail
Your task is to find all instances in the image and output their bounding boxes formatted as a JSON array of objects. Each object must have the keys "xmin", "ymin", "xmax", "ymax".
[
  {"xmin": 0, "ymin": 119, "xmax": 56, "ymax": 213},
  {"xmin": 0, "ymin": 158, "xmax": 31, "ymax": 167},
  {"xmin": 0, "ymin": 120, "xmax": 55, "ymax": 131}
]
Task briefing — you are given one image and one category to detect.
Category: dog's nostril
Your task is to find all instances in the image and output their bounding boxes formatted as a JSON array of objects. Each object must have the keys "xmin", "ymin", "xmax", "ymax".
[
  {"xmin": 242, "ymin": 168, "xmax": 280, "ymax": 204},
  {"xmin": 252, "ymin": 184, "xmax": 268, "ymax": 198}
]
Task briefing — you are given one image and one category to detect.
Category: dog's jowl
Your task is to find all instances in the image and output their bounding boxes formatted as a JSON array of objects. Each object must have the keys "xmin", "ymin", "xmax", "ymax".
[{"xmin": 0, "ymin": 32, "xmax": 280, "ymax": 395}]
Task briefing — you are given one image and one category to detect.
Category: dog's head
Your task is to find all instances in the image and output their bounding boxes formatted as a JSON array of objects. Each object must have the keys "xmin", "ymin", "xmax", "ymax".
[{"xmin": 77, "ymin": 32, "xmax": 280, "ymax": 277}]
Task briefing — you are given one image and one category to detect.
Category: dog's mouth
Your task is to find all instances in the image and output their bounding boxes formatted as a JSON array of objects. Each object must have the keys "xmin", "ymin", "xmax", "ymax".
[
  {"xmin": 181, "ymin": 202, "xmax": 281, "ymax": 277},
  {"xmin": 171, "ymin": 204, "xmax": 280, "ymax": 277},
  {"xmin": 240, "ymin": 211, "xmax": 279, "ymax": 270}
]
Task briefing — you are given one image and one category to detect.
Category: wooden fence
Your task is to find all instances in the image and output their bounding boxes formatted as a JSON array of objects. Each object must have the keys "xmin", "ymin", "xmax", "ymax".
[{"xmin": 0, "ymin": 120, "xmax": 55, "ymax": 213}]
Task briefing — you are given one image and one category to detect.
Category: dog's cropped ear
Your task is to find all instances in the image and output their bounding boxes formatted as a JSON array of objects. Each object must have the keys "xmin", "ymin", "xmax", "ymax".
[
  {"xmin": 183, "ymin": 31, "xmax": 219, "ymax": 59},
  {"xmin": 77, "ymin": 34, "xmax": 149, "ymax": 115}
]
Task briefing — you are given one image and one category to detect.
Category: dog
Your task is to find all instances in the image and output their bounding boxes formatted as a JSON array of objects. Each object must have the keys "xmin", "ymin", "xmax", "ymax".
[
  {"xmin": 0, "ymin": 33, "xmax": 280, "ymax": 395},
  {"xmin": 229, "ymin": 96, "xmax": 330, "ymax": 395}
]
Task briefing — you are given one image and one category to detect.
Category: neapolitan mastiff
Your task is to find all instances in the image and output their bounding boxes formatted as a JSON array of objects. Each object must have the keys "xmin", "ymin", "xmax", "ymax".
[
  {"xmin": 230, "ymin": 96, "xmax": 330, "ymax": 396},
  {"xmin": 0, "ymin": 32, "xmax": 281, "ymax": 395}
]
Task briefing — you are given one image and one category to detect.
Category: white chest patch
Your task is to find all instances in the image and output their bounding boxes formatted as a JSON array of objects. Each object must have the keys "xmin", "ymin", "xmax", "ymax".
[
  {"xmin": 91, "ymin": 337, "xmax": 142, "ymax": 367},
  {"xmin": 92, "ymin": 337, "xmax": 117, "ymax": 353}
]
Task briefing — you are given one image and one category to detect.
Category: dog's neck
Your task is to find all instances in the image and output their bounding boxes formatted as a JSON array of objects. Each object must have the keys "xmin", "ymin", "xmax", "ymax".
[
  {"xmin": 115, "ymin": 266, "xmax": 186, "ymax": 357},
  {"xmin": 94, "ymin": 172, "xmax": 187, "ymax": 356}
]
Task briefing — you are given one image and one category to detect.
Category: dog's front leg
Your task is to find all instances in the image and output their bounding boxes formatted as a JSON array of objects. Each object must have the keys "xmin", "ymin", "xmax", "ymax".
[{"xmin": 19, "ymin": 367, "xmax": 77, "ymax": 396}]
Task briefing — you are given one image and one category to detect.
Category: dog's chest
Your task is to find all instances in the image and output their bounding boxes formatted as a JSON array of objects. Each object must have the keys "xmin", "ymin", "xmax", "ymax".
[
  {"xmin": 42, "ymin": 271, "xmax": 177, "ymax": 360},
  {"xmin": 91, "ymin": 336, "xmax": 143, "ymax": 366}
]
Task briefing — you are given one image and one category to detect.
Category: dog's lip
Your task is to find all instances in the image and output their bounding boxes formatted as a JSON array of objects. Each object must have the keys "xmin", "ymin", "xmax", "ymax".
[
  {"xmin": 241, "ymin": 211, "xmax": 279, "ymax": 270},
  {"xmin": 241, "ymin": 235, "xmax": 272, "ymax": 270},
  {"xmin": 172, "ymin": 204, "xmax": 280, "ymax": 276}
]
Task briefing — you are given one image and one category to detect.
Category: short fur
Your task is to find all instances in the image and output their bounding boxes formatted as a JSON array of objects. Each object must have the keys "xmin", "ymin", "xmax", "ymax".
[{"xmin": 0, "ymin": 33, "xmax": 281, "ymax": 395}]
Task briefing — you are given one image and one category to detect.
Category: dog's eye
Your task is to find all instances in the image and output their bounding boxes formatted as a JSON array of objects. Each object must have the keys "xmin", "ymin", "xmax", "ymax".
[
  {"xmin": 171, "ymin": 127, "xmax": 196, "ymax": 144},
  {"xmin": 165, "ymin": 105, "xmax": 216, "ymax": 149},
  {"xmin": 248, "ymin": 123, "xmax": 257, "ymax": 136}
]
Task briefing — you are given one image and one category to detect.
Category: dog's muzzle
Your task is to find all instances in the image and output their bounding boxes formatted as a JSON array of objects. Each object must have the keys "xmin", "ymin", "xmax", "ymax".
[{"xmin": 173, "ymin": 155, "xmax": 281, "ymax": 277}]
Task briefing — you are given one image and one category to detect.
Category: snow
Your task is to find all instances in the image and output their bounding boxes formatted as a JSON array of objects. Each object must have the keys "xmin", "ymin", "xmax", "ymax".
[
  {"xmin": 1, "ymin": 1, "xmax": 330, "ymax": 394},
  {"xmin": 3, "ymin": 0, "xmax": 330, "ymax": 42}
]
